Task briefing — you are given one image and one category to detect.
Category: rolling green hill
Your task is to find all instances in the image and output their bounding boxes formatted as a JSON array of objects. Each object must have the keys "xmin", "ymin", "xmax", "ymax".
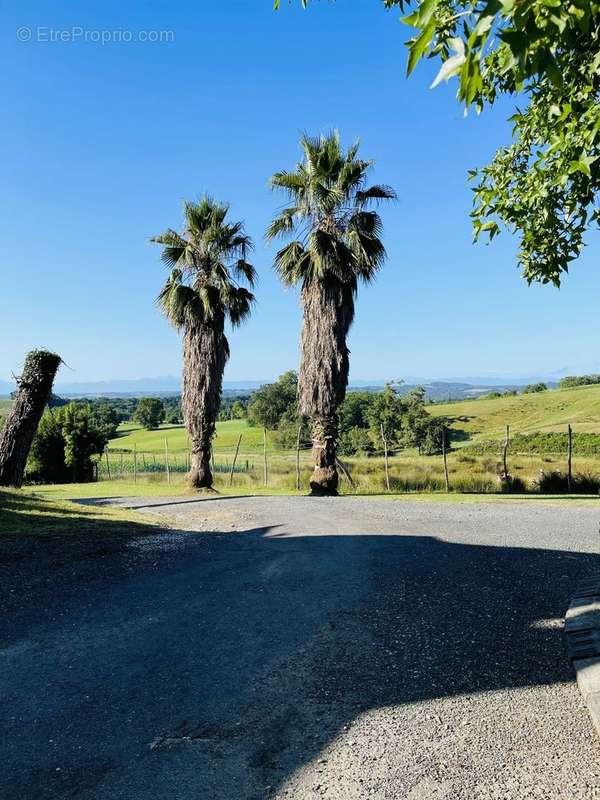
[
  {"xmin": 429, "ymin": 383, "xmax": 600, "ymax": 444},
  {"xmin": 110, "ymin": 419, "xmax": 270, "ymax": 453}
]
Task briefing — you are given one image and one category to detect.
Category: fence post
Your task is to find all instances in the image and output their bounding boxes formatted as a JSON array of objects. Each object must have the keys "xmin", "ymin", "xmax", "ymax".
[
  {"xmin": 442, "ymin": 427, "xmax": 450, "ymax": 493},
  {"xmin": 164, "ymin": 438, "xmax": 170, "ymax": 485},
  {"xmin": 263, "ymin": 428, "xmax": 268, "ymax": 487},
  {"xmin": 380, "ymin": 423, "xmax": 390, "ymax": 492},
  {"xmin": 503, "ymin": 425, "xmax": 510, "ymax": 479},
  {"xmin": 105, "ymin": 450, "xmax": 111, "ymax": 481},
  {"xmin": 133, "ymin": 444, "xmax": 137, "ymax": 485},
  {"xmin": 295, "ymin": 424, "xmax": 302, "ymax": 491},
  {"xmin": 568, "ymin": 424, "xmax": 573, "ymax": 493},
  {"xmin": 229, "ymin": 434, "xmax": 242, "ymax": 486}
]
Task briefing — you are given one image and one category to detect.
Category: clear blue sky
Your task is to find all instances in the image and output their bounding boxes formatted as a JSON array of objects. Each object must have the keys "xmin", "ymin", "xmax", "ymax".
[{"xmin": 2, "ymin": 0, "xmax": 599, "ymax": 384}]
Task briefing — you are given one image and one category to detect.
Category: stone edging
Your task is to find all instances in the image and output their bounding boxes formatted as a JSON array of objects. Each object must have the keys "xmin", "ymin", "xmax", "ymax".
[{"xmin": 566, "ymin": 578, "xmax": 600, "ymax": 738}]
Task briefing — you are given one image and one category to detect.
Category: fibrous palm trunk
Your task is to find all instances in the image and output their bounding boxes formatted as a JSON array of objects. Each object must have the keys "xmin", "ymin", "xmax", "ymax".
[
  {"xmin": 298, "ymin": 280, "xmax": 353, "ymax": 496},
  {"xmin": 182, "ymin": 314, "xmax": 228, "ymax": 489},
  {"xmin": 0, "ymin": 350, "xmax": 61, "ymax": 488}
]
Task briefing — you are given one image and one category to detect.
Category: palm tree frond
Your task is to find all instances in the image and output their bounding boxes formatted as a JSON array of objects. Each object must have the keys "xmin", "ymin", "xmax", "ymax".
[
  {"xmin": 226, "ymin": 286, "xmax": 256, "ymax": 327},
  {"xmin": 274, "ymin": 241, "xmax": 309, "ymax": 286},
  {"xmin": 355, "ymin": 184, "xmax": 398, "ymax": 206},
  {"xmin": 269, "ymin": 170, "xmax": 308, "ymax": 200},
  {"xmin": 233, "ymin": 259, "xmax": 257, "ymax": 286},
  {"xmin": 157, "ymin": 281, "xmax": 204, "ymax": 328},
  {"xmin": 266, "ymin": 207, "xmax": 300, "ymax": 241}
]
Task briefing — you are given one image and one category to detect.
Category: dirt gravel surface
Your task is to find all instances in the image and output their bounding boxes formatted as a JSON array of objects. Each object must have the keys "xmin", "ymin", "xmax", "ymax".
[{"xmin": 2, "ymin": 494, "xmax": 600, "ymax": 799}]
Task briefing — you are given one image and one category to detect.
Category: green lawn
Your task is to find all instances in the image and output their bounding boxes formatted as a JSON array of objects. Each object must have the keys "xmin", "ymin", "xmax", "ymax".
[
  {"xmin": 110, "ymin": 419, "xmax": 271, "ymax": 454},
  {"xmin": 428, "ymin": 383, "xmax": 600, "ymax": 444},
  {"xmin": 0, "ymin": 488, "xmax": 160, "ymax": 536}
]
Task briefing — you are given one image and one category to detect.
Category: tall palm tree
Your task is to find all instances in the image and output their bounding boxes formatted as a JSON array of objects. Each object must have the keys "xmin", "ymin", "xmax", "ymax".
[
  {"xmin": 152, "ymin": 197, "xmax": 256, "ymax": 489},
  {"xmin": 267, "ymin": 132, "xmax": 395, "ymax": 495}
]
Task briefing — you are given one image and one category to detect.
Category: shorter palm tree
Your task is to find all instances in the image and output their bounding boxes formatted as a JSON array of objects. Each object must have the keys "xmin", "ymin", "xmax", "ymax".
[
  {"xmin": 267, "ymin": 132, "xmax": 395, "ymax": 495},
  {"xmin": 152, "ymin": 197, "xmax": 256, "ymax": 488}
]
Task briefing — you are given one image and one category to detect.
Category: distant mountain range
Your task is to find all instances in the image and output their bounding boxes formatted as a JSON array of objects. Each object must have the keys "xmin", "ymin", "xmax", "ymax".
[
  {"xmin": 0, "ymin": 376, "xmax": 266, "ymax": 398},
  {"xmin": 0, "ymin": 374, "xmax": 565, "ymax": 401}
]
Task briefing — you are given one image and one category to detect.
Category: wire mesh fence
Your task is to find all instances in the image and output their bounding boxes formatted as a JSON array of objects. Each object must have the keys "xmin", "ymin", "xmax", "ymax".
[{"xmin": 98, "ymin": 444, "xmax": 317, "ymax": 490}]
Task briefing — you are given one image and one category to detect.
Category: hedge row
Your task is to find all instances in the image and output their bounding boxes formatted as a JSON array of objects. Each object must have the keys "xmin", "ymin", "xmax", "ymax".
[{"xmin": 464, "ymin": 432, "xmax": 600, "ymax": 456}]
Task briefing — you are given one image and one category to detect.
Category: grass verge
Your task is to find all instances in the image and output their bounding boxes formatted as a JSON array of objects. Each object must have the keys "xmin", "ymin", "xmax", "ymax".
[
  {"xmin": 27, "ymin": 480, "xmax": 600, "ymax": 507},
  {"xmin": 0, "ymin": 488, "xmax": 161, "ymax": 536}
]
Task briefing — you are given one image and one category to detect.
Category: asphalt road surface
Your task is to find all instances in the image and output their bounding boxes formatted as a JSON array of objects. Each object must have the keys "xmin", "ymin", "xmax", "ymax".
[{"xmin": 3, "ymin": 496, "xmax": 600, "ymax": 799}]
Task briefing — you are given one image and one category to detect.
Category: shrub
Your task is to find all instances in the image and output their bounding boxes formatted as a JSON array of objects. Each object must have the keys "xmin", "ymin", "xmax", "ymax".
[
  {"xmin": 523, "ymin": 382, "xmax": 548, "ymax": 393},
  {"xmin": 27, "ymin": 403, "xmax": 109, "ymax": 484},
  {"xmin": 466, "ymin": 432, "xmax": 600, "ymax": 457},
  {"xmin": 533, "ymin": 470, "xmax": 600, "ymax": 494},
  {"xmin": 499, "ymin": 475, "xmax": 528, "ymax": 493},
  {"xmin": 28, "ymin": 410, "xmax": 69, "ymax": 483}
]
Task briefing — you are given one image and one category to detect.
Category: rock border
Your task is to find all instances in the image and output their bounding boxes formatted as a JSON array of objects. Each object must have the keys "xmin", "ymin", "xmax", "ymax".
[{"xmin": 566, "ymin": 578, "xmax": 600, "ymax": 738}]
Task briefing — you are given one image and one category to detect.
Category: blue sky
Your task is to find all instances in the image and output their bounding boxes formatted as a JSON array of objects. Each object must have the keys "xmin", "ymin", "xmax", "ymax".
[{"xmin": 1, "ymin": 0, "xmax": 599, "ymax": 385}]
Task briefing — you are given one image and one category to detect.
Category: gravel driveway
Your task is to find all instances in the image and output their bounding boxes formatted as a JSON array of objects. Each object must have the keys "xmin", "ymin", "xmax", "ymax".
[{"xmin": 2, "ymin": 495, "xmax": 600, "ymax": 799}]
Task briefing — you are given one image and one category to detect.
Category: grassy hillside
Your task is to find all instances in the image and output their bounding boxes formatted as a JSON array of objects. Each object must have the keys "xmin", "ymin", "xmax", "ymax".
[
  {"xmin": 111, "ymin": 419, "xmax": 271, "ymax": 453},
  {"xmin": 428, "ymin": 384, "xmax": 600, "ymax": 444}
]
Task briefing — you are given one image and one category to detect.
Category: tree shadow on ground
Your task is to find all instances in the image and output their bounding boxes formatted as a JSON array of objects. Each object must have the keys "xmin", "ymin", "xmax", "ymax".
[
  {"xmin": 0, "ymin": 508, "xmax": 597, "ymax": 800},
  {"xmin": 74, "ymin": 495, "xmax": 254, "ymax": 509}
]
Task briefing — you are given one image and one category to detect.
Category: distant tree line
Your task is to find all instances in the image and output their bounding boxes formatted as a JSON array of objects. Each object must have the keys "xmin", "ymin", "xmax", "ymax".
[{"xmin": 560, "ymin": 375, "xmax": 600, "ymax": 389}]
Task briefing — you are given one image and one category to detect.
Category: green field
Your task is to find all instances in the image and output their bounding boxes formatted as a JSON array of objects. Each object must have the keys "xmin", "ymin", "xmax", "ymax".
[
  {"xmin": 0, "ymin": 399, "xmax": 11, "ymax": 420},
  {"xmin": 110, "ymin": 419, "xmax": 273, "ymax": 454},
  {"xmin": 429, "ymin": 383, "xmax": 600, "ymax": 443}
]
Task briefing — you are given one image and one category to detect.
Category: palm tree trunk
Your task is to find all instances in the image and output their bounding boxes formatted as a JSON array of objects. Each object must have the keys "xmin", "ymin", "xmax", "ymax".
[
  {"xmin": 182, "ymin": 315, "xmax": 228, "ymax": 490},
  {"xmin": 298, "ymin": 281, "xmax": 353, "ymax": 497},
  {"xmin": 0, "ymin": 350, "xmax": 61, "ymax": 488},
  {"xmin": 189, "ymin": 440, "xmax": 213, "ymax": 489},
  {"xmin": 309, "ymin": 414, "xmax": 339, "ymax": 495}
]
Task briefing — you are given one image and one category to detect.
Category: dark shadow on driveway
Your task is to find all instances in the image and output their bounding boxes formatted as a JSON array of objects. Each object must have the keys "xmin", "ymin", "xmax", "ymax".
[{"xmin": 0, "ymin": 509, "xmax": 596, "ymax": 799}]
